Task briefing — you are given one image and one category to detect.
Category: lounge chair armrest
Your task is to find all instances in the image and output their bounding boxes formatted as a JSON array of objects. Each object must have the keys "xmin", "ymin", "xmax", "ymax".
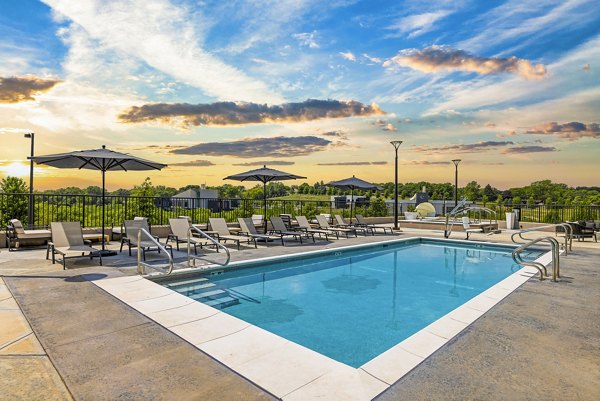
[{"xmin": 84, "ymin": 239, "xmax": 92, "ymax": 245}]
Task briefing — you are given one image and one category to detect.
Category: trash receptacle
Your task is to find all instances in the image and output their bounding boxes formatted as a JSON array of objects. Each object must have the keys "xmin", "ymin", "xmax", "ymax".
[
  {"xmin": 505, "ymin": 212, "xmax": 515, "ymax": 230},
  {"xmin": 512, "ymin": 208, "xmax": 520, "ymax": 229}
]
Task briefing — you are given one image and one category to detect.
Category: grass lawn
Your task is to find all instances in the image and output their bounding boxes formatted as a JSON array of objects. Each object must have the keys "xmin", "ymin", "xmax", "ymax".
[{"xmin": 270, "ymin": 194, "xmax": 330, "ymax": 201}]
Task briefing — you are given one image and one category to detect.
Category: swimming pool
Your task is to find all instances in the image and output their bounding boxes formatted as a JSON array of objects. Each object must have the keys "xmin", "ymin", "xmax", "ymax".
[{"xmin": 161, "ymin": 238, "xmax": 544, "ymax": 367}]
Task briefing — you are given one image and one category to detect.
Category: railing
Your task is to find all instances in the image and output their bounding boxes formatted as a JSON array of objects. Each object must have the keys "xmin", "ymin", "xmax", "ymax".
[
  {"xmin": 1, "ymin": 192, "xmax": 598, "ymax": 229},
  {"xmin": 137, "ymin": 228, "xmax": 174, "ymax": 275},
  {"xmin": 511, "ymin": 223, "xmax": 572, "ymax": 254},
  {"xmin": 187, "ymin": 226, "xmax": 230, "ymax": 268},
  {"xmin": 512, "ymin": 236, "xmax": 560, "ymax": 282},
  {"xmin": 444, "ymin": 201, "xmax": 497, "ymax": 238}
]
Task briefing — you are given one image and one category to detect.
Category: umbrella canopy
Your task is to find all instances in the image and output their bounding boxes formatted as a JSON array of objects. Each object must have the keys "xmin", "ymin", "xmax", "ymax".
[
  {"xmin": 30, "ymin": 145, "xmax": 166, "ymax": 253},
  {"xmin": 326, "ymin": 175, "xmax": 381, "ymax": 222},
  {"xmin": 224, "ymin": 165, "xmax": 306, "ymax": 233}
]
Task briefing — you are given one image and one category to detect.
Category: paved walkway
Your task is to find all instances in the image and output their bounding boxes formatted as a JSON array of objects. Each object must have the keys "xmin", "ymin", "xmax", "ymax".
[{"xmin": 1, "ymin": 228, "xmax": 599, "ymax": 400}]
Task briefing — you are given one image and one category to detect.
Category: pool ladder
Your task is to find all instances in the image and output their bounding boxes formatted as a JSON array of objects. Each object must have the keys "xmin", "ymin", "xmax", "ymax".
[
  {"xmin": 511, "ymin": 223, "xmax": 573, "ymax": 254},
  {"xmin": 511, "ymin": 236, "xmax": 560, "ymax": 282}
]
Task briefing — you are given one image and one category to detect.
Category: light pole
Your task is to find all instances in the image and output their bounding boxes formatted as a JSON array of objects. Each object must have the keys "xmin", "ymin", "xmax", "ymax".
[
  {"xmin": 24, "ymin": 132, "xmax": 35, "ymax": 228},
  {"xmin": 452, "ymin": 159, "xmax": 461, "ymax": 208},
  {"xmin": 390, "ymin": 141, "xmax": 402, "ymax": 230}
]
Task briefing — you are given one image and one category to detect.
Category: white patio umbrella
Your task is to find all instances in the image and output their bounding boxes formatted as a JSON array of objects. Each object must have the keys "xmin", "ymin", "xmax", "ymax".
[
  {"xmin": 30, "ymin": 145, "xmax": 166, "ymax": 255},
  {"xmin": 224, "ymin": 165, "xmax": 306, "ymax": 233},
  {"xmin": 326, "ymin": 175, "xmax": 381, "ymax": 222}
]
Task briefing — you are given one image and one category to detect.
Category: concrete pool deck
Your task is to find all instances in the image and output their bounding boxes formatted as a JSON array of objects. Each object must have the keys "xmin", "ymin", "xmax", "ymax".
[{"xmin": 1, "ymin": 227, "xmax": 599, "ymax": 400}]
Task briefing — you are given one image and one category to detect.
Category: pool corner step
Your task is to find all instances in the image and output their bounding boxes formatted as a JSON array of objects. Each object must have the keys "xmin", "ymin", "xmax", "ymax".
[{"xmin": 189, "ymin": 289, "xmax": 240, "ymax": 309}]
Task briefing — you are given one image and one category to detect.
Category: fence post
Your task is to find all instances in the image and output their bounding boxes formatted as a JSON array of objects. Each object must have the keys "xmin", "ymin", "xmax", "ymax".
[{"xmin": 82, "ymin": 195, "xmax": 86, "ymax": 227}]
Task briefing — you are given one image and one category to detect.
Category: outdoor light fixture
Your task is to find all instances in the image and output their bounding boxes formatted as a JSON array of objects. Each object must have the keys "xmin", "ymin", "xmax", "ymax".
[
  {"xmin": 390, "ymin": 141, "xmax": 403, "ymax": 230},
  {"xmin": 24, "ymin": 132, "xmax": 35, "ymax": 228},
  {"xmin": 452, "ymin": 159, "xmax": 461, "ymax": 208}
]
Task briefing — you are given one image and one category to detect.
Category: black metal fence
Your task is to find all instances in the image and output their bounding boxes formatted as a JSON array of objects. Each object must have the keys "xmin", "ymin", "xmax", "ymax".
[{"xmin": 1, "ymin": 192, "xmax": 598, "ymax": 228}]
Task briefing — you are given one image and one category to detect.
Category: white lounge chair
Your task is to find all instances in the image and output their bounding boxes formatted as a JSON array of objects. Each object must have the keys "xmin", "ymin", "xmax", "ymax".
[
  {"xmin": 49, "ymin": 222, "xmax": 102, "ymax": 269},
  {"xmin": 333, "ymin": 215, "xmax": 372, "ymax": 236},
  {"xmin": 238, "ymin": 218, "xmax": 283, "ymax": 246},
  {"xmin": 167, "ymin": 218, "xmax": 213, "ymax": 255},
  {"xmin": 295, "ymin": 216, "xmax": 336, "ymax": 240},
  {"xmin": 316, "ymin": 215, "xmax": 357, "ymax": 238},
  {"xmin": 355, "ymin": 214, "xmax": 394, "ymax": 234},
  {"xmin": 120, "ymin": 219, "xmax": 172, "ymax": 260},
  {"xmin": 462, "ymin": 217, "xmax": 484, "ymax": 240},
  {"xmin": 209, "ymin": 218, "xmax": 255, "ymax": 250},
  {"xmin": 270, "ymin": 216, "xmax": 313, "ymax": 243},
  {"xmin": 7, "ymin": 219, "xmax": 51, "ymax": 251}
]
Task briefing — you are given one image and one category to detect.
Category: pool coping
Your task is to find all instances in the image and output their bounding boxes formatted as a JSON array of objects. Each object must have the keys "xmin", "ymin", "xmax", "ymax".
[{"xmin": 90, "ymin": 237, "xmax": 548, "ymax": 400}]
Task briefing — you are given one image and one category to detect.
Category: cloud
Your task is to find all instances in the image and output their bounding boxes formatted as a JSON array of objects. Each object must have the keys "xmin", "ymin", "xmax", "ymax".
[
  {"xmin": 363, "ymin": 54, "xmax": 382, "ymax": 64},
  {"xmin": 42, "ymin": 0, "xmax": 282, "ymax": 103},
  {"xmin": 320, "ymin": 130, "xmax": 348, "ymax": 140},
  {"xmin": 502, "ymin": 145, "xmax": 557, "ymax": 154},
  {"xmin": 382, "ymin": 123, "xmax": 397, "ymax": 132},
  {"xmin": 384, "ymin": 45, "xmax": 546, "ymax": 79},
  {"xmin": 169, "ymin": 159, "xmax": 215, "ymax": 167},
  {"xmin": 402, "ymin": 160, "xmax": 450, "ymax": 165},
  {"xmin": 411, "ymin": 141, "xmax": 514, "ymax": 154},
  {"xmin": 171, "ymin": 136, "xmax": 331, "ymax": 158},
  {"xmin": 340, "ymin": 51, "xmax": 356, "ymax": 61},
  {"xmin": 233, "ymin": 160, "xmax": 295, "ymax": 166},
  {"xmin": 386, "ymin": 11, "xmax": 452, "ymax": 38},
  {"xmin": 292, "ymin": 31, "xmax": 319, "ymax": 48},
  {"xmin": 583, "ymin": 63, "xmax": 591, "ymax": 71},
  {"xmin": 317, "ymin": 161, "xmax": 388, "ymax": 166},
  {"xmin": 524, "ymin": 122, "xmax": 599, "ymax": 140},
  {"xmin": 119, "ymin": 99, "xmax": 384, "ymax": 127},
  {"xmin": 0, "ymin": 76, "xmax": 61, "ymax": 103}
]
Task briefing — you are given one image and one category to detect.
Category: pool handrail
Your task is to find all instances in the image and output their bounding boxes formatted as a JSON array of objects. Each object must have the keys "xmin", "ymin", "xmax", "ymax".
[
  {"xmin": 187, "ymin": 225, "xmax": 230, "ymax": 268},
  {"xmin": 510, "ymin": 223, "xmax": 572, "ymax": 254},
  {"xmin": 445, "ymin": 204, "xmax": 497, "ymax": 238},
  {"xmin": 512, "ymin": 236, "xmax": 560, "ymax": 282},
  {"xmin": 137, "ymin": 228, "xmax": 174, "ymax": 275}
]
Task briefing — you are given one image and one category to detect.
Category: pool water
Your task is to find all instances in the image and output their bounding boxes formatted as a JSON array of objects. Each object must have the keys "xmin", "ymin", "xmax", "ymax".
[{"xmin": 163, "ymin": 239, "xmax": 544, "ymax": 367}]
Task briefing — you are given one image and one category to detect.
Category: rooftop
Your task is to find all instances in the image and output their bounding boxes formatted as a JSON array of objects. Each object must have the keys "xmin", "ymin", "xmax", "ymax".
[{"xmin": 1, "ymin": 227, "xmax": 599, "ymax": 400}]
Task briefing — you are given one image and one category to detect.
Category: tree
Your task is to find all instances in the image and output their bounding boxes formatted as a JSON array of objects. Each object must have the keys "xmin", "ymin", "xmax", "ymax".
[
  {"xmin": 368, "ymin": 197, "xmax": 388, "ymax": 217},
  {"xmin": 483, "ymin": 184, "xmax": 497, "ymax": 200},
  {"xmin": 463, "ymin": 181, "xmax": 481, "ymax": 201},
  {"xmin": 0, "ymin": 177, "xmax": 28, "ymax": 225}
]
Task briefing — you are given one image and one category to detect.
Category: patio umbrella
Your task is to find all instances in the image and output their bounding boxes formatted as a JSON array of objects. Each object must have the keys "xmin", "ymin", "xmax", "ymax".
[
  {"xmin": 224, "ymin": 165, "xmax": 306, "ymax": 233},
  {"xmin": 326, "ymin": 175, "xmax": 381, "ymax": 222},
  {"xmin": 29, "ymin": 145, "xmax": 166, "ymax": 255}
]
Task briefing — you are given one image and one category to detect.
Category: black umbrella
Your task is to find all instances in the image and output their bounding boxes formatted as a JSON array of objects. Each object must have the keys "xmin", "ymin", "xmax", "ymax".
[
  {"xmin": 224, "ymin": 165, "xmax": 306, "ymax": 233},
  {"xmin": 30, "ymin": 145, "xmax": 166, "ymax": 254},
  {"xmin": 327, "ymin": 175, "xmax": 381, "ymax": 222}
]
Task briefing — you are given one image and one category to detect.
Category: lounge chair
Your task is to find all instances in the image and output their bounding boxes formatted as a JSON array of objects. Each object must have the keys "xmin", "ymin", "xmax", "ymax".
[
  {"xmin": 270, "ymin": 217, "xmax": 313, "ymax": 243},
  {"xmin": 279, "ymin": 214, "xmax": 293, "ymax": 229},
  {"xmin": 315, "ymin": 215, "xmax": 357, "ymax": 238},
  {"xmin": 355, "ymin": 214, "xmax": 394, "ymax": 234},
  {"xmin": 295, "ymin": 216, "xmax": 336, "ymax": 240},
  {"xmin": 566, "ymin": 221, "xmax": 597, "ymax": 242},
  {"xmin": 209, "ymin": 218, "xmax": 256, "ymax": 250},
  {"xmin": 167, "ymin": 218, "xmax": 214, "ymax": 254},
  {"xmin": 120, "ymin": 219, "xmax": 172, "ymax": 260},
  {"xmin": 333, "ymin": 215, "xmax": 372, "ymax": 236},
  {"xmin": 49, "ymin": 222, "xmax": 102, "ymax": 269},
  {"xmin": 462, "ymin": 217, "xmax": 483, "ymax": 240},
  {"xmin": 251, "ymin": 214, "xmax": 264, "ymax": 227},
  {"xmin": 238, "ymin": 218, "xmax": 284, "ymax": 246},
  {"xmin": 6, "ymin": 219, "xmax": 52, "ymax": 251}
]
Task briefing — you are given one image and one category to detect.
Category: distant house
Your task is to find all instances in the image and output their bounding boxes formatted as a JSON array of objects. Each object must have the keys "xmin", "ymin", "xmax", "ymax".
[
  {"xmin": 171, "ymin": 188, "xmax": 218, "ymax": 210},
  {"xmin": 170, "ymin": 187, "xmax": 239, "ymax": 211}
]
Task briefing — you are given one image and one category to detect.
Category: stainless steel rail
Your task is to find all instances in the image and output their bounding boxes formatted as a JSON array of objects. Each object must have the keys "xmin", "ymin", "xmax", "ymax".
[
  {"xmin": 512, "ymin": 236, "xmax": 560, "ymax": 281},
  {"xmin": 444, "ymin": 203, "xmax": 497, "ymax": 238},
  {"xmin": 510, "ymin": 223, "xmax": 572, "ymax": 254},
  {"xmin": 137, "ymin": 228, "xmax": 174, "ymax": 275},
  {"xmin": 187, "ymin": 226, "xmax": 230, "ymax": 268}
]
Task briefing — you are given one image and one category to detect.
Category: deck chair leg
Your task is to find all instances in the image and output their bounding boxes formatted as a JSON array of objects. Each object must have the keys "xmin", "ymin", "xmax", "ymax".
[{"xmin": 253, "ymin": 238, "xmax": 257, "ymax": 248}]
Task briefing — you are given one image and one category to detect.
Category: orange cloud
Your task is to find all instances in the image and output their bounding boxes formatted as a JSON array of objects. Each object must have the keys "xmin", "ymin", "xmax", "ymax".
[
  {"xmin": 0, "ymin": 76, "xmax": 61, "ymax": 103},
  {"xmin": 384, "ymin": 46, "xmax": 546, "ymax": 79}
]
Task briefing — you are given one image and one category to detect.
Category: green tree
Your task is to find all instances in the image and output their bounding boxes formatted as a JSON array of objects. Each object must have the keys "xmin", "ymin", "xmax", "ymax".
[
  {"xmin": 463, "ymin": 181, "xmax": 481, "ymax": 201},
  {"xmin": 368, "ymin": 197, "xmax": 388, "ymax": 217},
  {"xmin": 0, "ymin": 176, "xmax": 28, "ymax": 225}
]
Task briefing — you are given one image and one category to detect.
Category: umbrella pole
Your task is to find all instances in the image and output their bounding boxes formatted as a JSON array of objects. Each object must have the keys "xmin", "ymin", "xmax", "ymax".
[
  {"xmin": 263, "ymin": 181, "xmax": 267, "ymax": 234},
  {"xmin": 101, "ymin": 168, "xmax": 106, "ymax": 251},
  {"xmin": 350, "ymin": 188, "xmax": 354, "ymax": 223}
]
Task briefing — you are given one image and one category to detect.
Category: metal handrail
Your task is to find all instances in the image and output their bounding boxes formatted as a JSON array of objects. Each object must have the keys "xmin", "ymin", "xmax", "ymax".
[
  {"xmin": 512, "ymin": 236, "xmax": 560, "ymax": 281},
  {"xmin": 137, "ymin": 228, "xmax": 174, "ymax": 275},
  {"xmin": 511, "ymin": 223, "xmax": 572, "ymax": 254},
  {"xmin": 444, "ymin": 203, "xmax": 497, "ymax": 238},
  {"xmin": 187, "ymin": 226, "xmax": 230, "ymax": 268}
]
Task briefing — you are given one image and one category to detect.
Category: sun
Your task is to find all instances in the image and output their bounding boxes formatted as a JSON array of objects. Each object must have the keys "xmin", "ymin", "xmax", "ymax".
[{"xmin": 1, "ymin": 162, "xmax": 30, "ymax": 177}]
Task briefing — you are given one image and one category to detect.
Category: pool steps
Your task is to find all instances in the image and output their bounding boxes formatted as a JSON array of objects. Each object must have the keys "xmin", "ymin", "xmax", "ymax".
[{"xmin": 165, "ymin": 277, "xmax": 240, "ymax": 309}]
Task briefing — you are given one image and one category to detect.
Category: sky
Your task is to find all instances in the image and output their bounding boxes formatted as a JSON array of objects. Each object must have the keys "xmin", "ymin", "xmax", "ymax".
[{"xmin": 0, "ymin": 0, "xmax": 599, "ymax": 191}]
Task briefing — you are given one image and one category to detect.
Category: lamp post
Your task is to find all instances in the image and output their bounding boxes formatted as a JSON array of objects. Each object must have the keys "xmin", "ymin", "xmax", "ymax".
[
  {"xmin": 390, "ymin": 141, "xmax": 402, "ymax": 230},
  {"xmin": 452, "ymin": 159, "xmax": 461, "ymax": 208},
  {"xmin": 24, "ymin": 132, "xmax": 35, "ymax": 228}
]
